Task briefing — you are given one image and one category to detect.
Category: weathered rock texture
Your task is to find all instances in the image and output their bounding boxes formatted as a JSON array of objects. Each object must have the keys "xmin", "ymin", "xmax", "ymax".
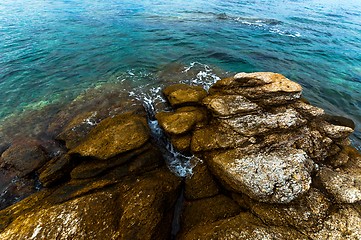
[
  {"xmin": 1, "ymin": 71, "xmax": 361, "ymax": 240},
  {"xmin": 157, "ymin": 72, "xmax": 361, "ymax": 239},
  {"xmin": 0, "ymin": 101, "xmax": 181, "ymax": 239}
]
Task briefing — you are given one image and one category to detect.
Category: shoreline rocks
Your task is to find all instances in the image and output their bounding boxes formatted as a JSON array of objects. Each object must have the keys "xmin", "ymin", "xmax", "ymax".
[
  {"xmin": 0, "ymin": 71, "xmax": 360, "ymax": 239},
  {"xmin": 157, "ymin": 72, "xmax": 361, "ymax": 239}
]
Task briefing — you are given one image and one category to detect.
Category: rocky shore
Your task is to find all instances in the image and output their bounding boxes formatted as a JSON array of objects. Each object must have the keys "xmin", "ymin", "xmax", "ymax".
[{"xmin": 1, "ymin": 72, "xmax": 361, "ymax": 239}]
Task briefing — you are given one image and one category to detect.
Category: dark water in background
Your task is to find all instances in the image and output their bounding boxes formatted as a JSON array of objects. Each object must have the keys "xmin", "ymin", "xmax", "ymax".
[{"xmin": 0, "ymin": 0, "xmax": 361, "ymax": 147}]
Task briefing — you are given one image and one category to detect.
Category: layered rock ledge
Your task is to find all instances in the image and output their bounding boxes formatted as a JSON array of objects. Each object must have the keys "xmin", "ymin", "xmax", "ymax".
[{"xmin": 0, "ymin": 72, "xmax": 360, "ymax": 240}]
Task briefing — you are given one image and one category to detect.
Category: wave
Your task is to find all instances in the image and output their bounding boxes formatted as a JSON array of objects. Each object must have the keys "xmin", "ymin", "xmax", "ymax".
[{"xmin": 213, "ymin": 13, "xmax": 301, "ymax": 38}]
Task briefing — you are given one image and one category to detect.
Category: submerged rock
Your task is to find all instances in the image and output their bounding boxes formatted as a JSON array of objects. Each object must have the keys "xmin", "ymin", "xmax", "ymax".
[
  {"xmin": 1, "ymin": 139, "xmax": 49, "ymax": 177},
  {"xmin": 56, "ymin": 111, "xmax": 101, "ymax": 149},
  {"xmin": 0, "ymin": 139, "xmax": 50, "ymax": 209}
]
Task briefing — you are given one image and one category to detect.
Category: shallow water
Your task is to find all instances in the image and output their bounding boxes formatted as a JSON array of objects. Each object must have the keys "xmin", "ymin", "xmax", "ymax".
[{"xmin": 0, "ymin": 0, "xmax": 361, "ymax": 147}]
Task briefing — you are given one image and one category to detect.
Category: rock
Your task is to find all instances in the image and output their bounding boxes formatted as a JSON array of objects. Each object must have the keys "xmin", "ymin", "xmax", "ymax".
[
  {"xmin": 70, "ymin": 143, "xmax": 163, "ymax": 179},
  {"xmin": 0, "ymin": 188, "xmax": 53, "ymax": 231},
  {"xmin": 293, "ymin": 127, "xmax": 336, "ymax": 162},
  {"xmin": 191, "ymin": 124, "xmax": 249, "ymax": 152},
  {"xmin": 259, "ymin": 125, "xmax": 337, "ymax": 162},
  {"xmin": 180, "ymin": 195, "xmax": 241, "ymax": 234},
  {"xmin": 292, "ymin": 100, "xmax": 325, "ymax": 119},
  {"xmin": 47, "ymin": 88, "xmax": 145, "ymax": 137},
  {"xmin": 0, "ymin": 189, "xmax": 123, "ymax": 239},
  {"xmin": 207, "ymin": 148, "xmax": 314, "ymax": 203},
  {"xmin": 38, "ymin": 154, "xmax": 74, "ymax": 187},
  {"xmin": 0, "ymin": 142, "xmax": 10, "ymax": 156},
  {"xmin": 115, "ymin": 168, "xmax": 181, "ymax": 240},
  {"xmin": 219, "ymin": 107, "xmax": 307, "ymax": 136},
  {"xmin": 209, "ymin": 72, "xmax": 303, "ymax": 105},
  {"xmin": 184, "ymin": 162, "xmax": 219, "ymax": 200},
  {"xmin": 323, "ymin": 114, "xmax": 355, "ymax": 130},
  {"xmin": 236, "ymin": 188, "xmax": 331, "ymax": 231},
  {"xmin": 317, "ymin": 120, "xmax": 354, "ymax": 140},
  {"xmin": 156, "ymin": 107, "xmax": 207, "ymax": 135},
  {"xmin": 56, "ymin": 111, "xmax": 101, "ymax": 149},
  {"xmin": 1, "ymin": 139, "xmax": 49, "ymax": 177},
  {"xmin": 327, "ymin": 145, "xmax": 355, "ymax": 167},
  {"xmin": 318, "ymin": 156, "xmax": 361, "ymax": 203},
  {"xmin": 0, "ymin": 139, "xmax": 49, "ymax": 210},
  {"xmin": 0, "ymin": 170, "xmax": 38, "ymax": 210},
  {"xmin": 203, "ymin": 94, "xmax": 260, "ymax": 117},
  {"xmin": 70, "ymin": 113, "xmax": 150, "ymax": 160},
  {"xmin": 309, "ymin": 206, "xmax": 361, "ymax": 240},
  {"xmin": 210, "ymin": 72, "xmax": 282, "ymax": 89},
  {"xmin": 163, "ymin": 84, "xmax": 207, "ymax": 107},
  {"xmin": 0, "ymin": 168, "xmax": 181, "ymax": 240},
  {"xmin": 180, "ymin": 212, "xmax": 308, "ymax": 240},
  {"xmin": 171, "ymin": 134, "xmax": 192, "ymax": 152}
]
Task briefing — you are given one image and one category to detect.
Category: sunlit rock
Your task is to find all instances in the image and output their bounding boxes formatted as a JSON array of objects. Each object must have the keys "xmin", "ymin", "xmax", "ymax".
[
  {"xmin": 163, "ymin": 84, "xmax": 207, "ymax": 107},
  {"xmin": 208, "ymin": 148, "xmax": 314, "ymax": 203},
  {"xmin": 70, "ymin": 113, "xmax": 150, "ymax": 160}
]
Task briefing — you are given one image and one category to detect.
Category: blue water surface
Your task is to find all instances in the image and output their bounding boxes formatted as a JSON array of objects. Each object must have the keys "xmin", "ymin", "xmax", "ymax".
[{"xmin": 0, "ymin": 0, "xmax": 361, "ymax": 145}]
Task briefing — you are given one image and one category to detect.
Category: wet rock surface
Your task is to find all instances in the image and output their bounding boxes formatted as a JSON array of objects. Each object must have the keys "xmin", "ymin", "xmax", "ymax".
[
  {"xmin": 70, "ymin": 113, "xmax": 150, "ymax": 160},
  {"xmin": 1, "ymin": 72, "xmax": 361, "ymax": 239}
]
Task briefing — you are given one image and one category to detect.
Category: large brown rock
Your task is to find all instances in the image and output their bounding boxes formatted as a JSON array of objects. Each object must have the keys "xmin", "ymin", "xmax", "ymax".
[
  {"xmin": 156, "ymin": 106, "xmax": 207, "ymax": 135},
  {"xmin": 191, "ymin": 124, "xmax": 249, "ymax": 152},
  {"xmin": 180, "ymin": 212, "xmax": 308, "ymax": 240},
  {"xmin": 219, "ymin": 107, "xmax": 307, "ymax": 136},
  {"xmin": 163, "ymin": 84, "xmax": 207, "ymax": 107},
  {"xmin": 170, "ymin": 134, "xmax": 192, "ymax": 153},
  {"xmin": 203, "ymin": 94, "xmax": 260, "ymax": 117},
  {"xmin": 116, "ymin": 168, "xmax": 181, "ymax": 240},
  {"xmin": 235, "ymin": 188, "xmax": 331, "ymax": 231},
  {"xmin": 184, "ymin": 162, "xmax": 219, "ymax": 200},
  {"xmin": 70, "ymin": 113, "xmax": 150, "ymax": 160},
  {"xmin": 180, "ymin": 194, "xmax": 241, "ymax": 234},
  {"xmin": 209, "ymin": 72, "xmax": 303, "ymax": 105},
  {"xmin": 207, "ymin": 147, "xmax": 314, "ymax": 203},
  {"xmin": 0, "ymin": 168, "xmax": 181, "ymax": 240},
  {"xmin": 0, "ymin": 189, "xmax": 122, "ymax": 240}
]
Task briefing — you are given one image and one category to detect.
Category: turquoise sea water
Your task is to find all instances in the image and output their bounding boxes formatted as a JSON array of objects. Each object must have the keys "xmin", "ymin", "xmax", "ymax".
[{"xmin": 0, "ymin": 0, "xmax": 361, "ymax": 147}]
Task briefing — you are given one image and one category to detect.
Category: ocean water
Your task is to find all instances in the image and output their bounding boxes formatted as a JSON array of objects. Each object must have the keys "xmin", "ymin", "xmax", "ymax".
[{"xmin": 0, "ymin": 0, "xmax": 361, "ymax": 148}]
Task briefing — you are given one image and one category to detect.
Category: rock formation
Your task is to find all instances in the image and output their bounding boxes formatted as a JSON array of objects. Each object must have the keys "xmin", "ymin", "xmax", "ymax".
[
  {"xmin": 157, "ymin": 72, "xmax": 361, "ymax": 239},
  {"xmin": 0, "ymin": 71, "xmax": 360, "ymax": 239}
]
